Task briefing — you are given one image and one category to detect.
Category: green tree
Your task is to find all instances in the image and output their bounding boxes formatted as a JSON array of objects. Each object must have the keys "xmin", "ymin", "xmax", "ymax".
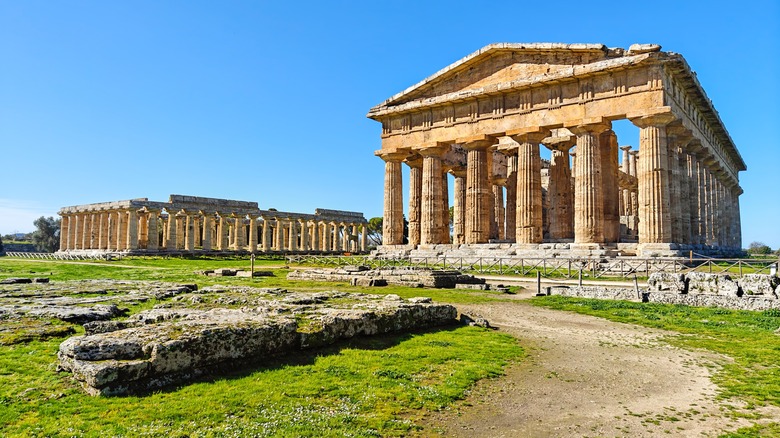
[
  {"xmin": 0, "ymin": 233, "xmax": 4, "ymax": 253},
  {"xmin": 366, "ymin": 217, "xmax": 383, "ymax": 247},
  {"xmin": 31, "ymin": 216, "xmax": 61, "ymax": 253},
  {"xmin": 747, "ymin": 241, "xmax": 772, "ymax": 255}
]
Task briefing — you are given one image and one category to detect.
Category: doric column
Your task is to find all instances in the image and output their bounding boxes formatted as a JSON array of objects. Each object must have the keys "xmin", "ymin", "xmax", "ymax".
[
  {"xmin": 631, "ymin": 113, "xmax": 675, "ymax": 245},
  {"xmin": 333, "ymin": 223, "xmax": 341, "ymax": 251},
  {"xmin": 360, "ymin": 223, "xmax": 367, "ymax": 251},
  {"xmin": 70, "ymin": 214, "xmax": 81, "ymax": 249},
  {"xmin": 286, "ymin": 219, "xmax": 297, "ymax": 251},
  {"xmin": 569, "ymin": 121, "xmax": 611, "ymax": 244},
  {"xmin": 600, "ymin": 130, "xmax": 620, "ymax": 244},
  {"xmin": 147, "ymin": 210, "xmax": 159, "ymax": 250},
  {"xmin": 504, "ymin": 154, "xmax": 518, "ymax": 241},
  {"xmin": 379, "ymin": 152, "xmax": 406, "ymax": 245},
  {"xmin": 492, "ymin": 185, "xmax": 504, "ymax": 240},
  {"xmin": 706, "ymin": 170, "xmax": 717, "ymax": 245},
  {"xmin": 321, "ymin": 221, "xmax": 331, "ymax": 252},
  {"xmin": 440, "ymin": 168, "xmax": 450, "ymax": 243},
  {"xmin": 248, "ymin": 216, "xmax": 258, "ymax": 253},
  {"xmin": 116, "ymin": 211, "xmax": 127, "ymax": 251},
  {"xmin": 88, "ymin": 214, "xmax": 97, "ymax": 249},
  {"xmin": 509, "ymin": 131, "xmax": 546, "ymax": 244},
  {"xmin": 218, "ymin": 214, "xmax": 229, "ymax": 250},
  {"xmin": 201, "ymin": 213, "xmax": 213, "ymax": 251},
  {"xmin": 185, "ymin": 213, "xmax": 195, "ymax": 252},
  {"xmin": 677, "ymin": 150, "xmax": 692, "ymax": 245},
  {"xmin": 175, "ymin": 214, "xmax": 185, "ymax": 250},
  {"xmin": 406, "ymin": 157, "xmax": 423, "ymax": 247},
  {"xmin": 544, "ymin": 136, "xmax": 576, "ymax": 240},
  {"xmin": 60, "ymin": 215, "xmax": 70, "ymax": 250},
  {"xmin": 260, "ymin": 216, "xmax": 270, "ymax": 252},
  {"xmin": 311, "ymin": 221, "xmax": 320, "ymax": 251},
  {"xmin": 452, "ymin": 169, "xmax": 466, "ymax": 245},
  {"xmin": 80, "ymin": 213, "xmax": 89, "ymax": 250},
  {"xmin": 166, "ymin": 212, "xmax": 177, "ymax": 251},
  {"xmin": 299, "ymin": 219, "xmax": 308, "ymax": 251},
  {"xmin": 462, "ymin": 136, "xmax": 496, "ymax": 244},
  {"xmin": 419, "ymin": 145, "xmax": 448, "ymax": 245},
  {"xmin": 99, "ymin": 212, "xmax": 108, "ymax": 250},
  {"xmin": 620, "ymin": 146, "xmax": 632, "ymax": 216},
  {"xmin": 272, "ymin": 218, "xmax": 283, "ymax": 251},
  {"xmin": 127, "ymin": 210, "xmax": 138, "ymax": 250},
  {"xmin": 193, "ymin": 217, "xmax": 202, "ymax": 248}
]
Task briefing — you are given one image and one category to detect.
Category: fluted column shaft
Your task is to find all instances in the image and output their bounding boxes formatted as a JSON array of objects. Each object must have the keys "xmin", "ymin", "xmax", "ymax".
[
  {"xmin": 147, "ymin": 211, "xmax": 159, "ymax": 250},
  {"xmin": 202, "ymin": 214, "xmax": 213, "ymax": 251},
  {"xmin": 511, "ymin": 133, "xmax": 545, "ymax": 244},
  {"xmin": 127, "ymin": 210, "xmax": 138, "ymax": 250},
  {"xmin": 452, "ymin": 170, "xmax": 466, "ymax": 245},
  {"xmin": 678, "ymin": 151, "xmax": 692, "ymax": 245},
  {"xmin": 547, "ymin": 141, "xmax": 575, "ymax": 240},
  {"xmin": 80, "ymin": 213, "xmax": 89, "ymax": 250},
  {"xmin": 464, "ymin": 139, "xmax": 494, "ymax": 244},
  {"xmin": 381, "ymin": 155, "xmax": 405, "ymax": 245},
  {"xmin": 570, "ymin": 123, "xmax": 610, "ymax": 244},
  {"xmin": 60, "ymin": 215, "xmax": 69, "ymax": 250},
  {"xmin": 600, "ymin": 130, "xmax": 620, "ymax": 243},
  {"xmin": 504, "ymin": 155, "xmax": 517, "ymax": 241},
  {"xmin": 185, "ymin": 214, "xmax": 195, "ymax": 251},
  {"xmin": 633, "ymin": 114, "xmax": 674, "ymax": 244},
  {"xmin": 407, "ymin": 159, "xmax": 422, "ymax": 247},
  {"xmin": 248, "ymin": 217, "xmax": 258, "ymax": 252},
  {"xmin": 667, "ymin": 142, "xmax": 683, "ymax": 244},
  {"xmin": 493, "ymin": 185, "xmax": 504, "ymax": 240},
  {"xmin": 440, "ymin": 169, "xmax": 450, "ymax": 243},
  {"xmin": 420, "ymin": 147, "xmax": 447, "ymax": 245}
]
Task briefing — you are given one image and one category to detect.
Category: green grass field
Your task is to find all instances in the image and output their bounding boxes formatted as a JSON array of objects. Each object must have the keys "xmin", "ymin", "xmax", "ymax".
[{"xmin": 0, "ymin": 256, "xmax": 522, "ymax": 437}]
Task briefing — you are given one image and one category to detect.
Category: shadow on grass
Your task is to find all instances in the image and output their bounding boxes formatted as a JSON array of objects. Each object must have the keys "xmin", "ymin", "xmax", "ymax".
[{"xmin": 120, "ymin": 322, "xmax": 466, "ymax": 397}]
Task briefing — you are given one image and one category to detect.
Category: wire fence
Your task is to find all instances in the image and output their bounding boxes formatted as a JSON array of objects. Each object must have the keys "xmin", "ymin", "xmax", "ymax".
[{"xmin": 286, "ymin": 255, "xmax": 779, "ymax": 279}]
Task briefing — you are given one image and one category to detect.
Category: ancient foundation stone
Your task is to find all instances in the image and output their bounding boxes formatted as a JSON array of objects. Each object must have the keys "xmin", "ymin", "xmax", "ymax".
[
  {"xmin": 57, "ymin": 288, "xmax": 457, "ymax": 396},
  {"xmin": 287, "ymin": 267, "xmax": 485, "ymax": 289}
]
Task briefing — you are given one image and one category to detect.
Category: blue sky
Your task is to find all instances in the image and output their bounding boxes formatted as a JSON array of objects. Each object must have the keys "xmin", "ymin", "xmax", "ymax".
[{"xmin": 1, "ymin": 1, "xmax": 778, "ymax": 248}]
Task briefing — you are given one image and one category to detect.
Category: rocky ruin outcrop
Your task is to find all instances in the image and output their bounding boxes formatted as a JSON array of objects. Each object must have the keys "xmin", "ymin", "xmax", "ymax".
[
  {"xmin": 57, "ymin": 287, "xmax": 457, "ymax": 396},
  {"xmin": 287, "ymin": 266, "xmax": 486, "ymax": 289}
]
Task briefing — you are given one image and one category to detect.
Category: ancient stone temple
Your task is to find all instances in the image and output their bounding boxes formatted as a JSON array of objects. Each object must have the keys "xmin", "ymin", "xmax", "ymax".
[
  {"xmin": 368, "ymin": 43, "xmax": 745, "ymax": 257},
  {"xmin": 58, "ymin": 195, "xmax": 368, "ymax": 255}
]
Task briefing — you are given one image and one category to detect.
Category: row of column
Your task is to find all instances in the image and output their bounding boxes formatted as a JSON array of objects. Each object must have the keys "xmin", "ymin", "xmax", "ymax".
[
  {"xmin": 380, "ymin": 116, "xmax": 741, "ymax": 250},
  {"xmin": 60, "ymin": 210, "xmax": 368, "ymax": 253}
]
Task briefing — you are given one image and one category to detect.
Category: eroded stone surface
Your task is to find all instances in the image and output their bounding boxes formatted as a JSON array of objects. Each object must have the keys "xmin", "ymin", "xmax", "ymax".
[
  {"xmin": 287, "ymin": 266, "xmax": 485, "ymax": 289},
  {"xmin": 55, "ymin": 285, "xmax": 457, "ymax": 396}
]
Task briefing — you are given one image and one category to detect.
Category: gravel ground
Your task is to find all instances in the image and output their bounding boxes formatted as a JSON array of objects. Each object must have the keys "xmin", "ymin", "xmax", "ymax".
[{"xmin": 416, "ymin": 292, "xmax": 777, "ymax": 437}]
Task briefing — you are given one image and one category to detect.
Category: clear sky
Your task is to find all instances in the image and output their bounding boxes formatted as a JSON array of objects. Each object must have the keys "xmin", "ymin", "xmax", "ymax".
[{"xmin": 1, "ymin": 1, "xmax": 778, "ymax": 248}]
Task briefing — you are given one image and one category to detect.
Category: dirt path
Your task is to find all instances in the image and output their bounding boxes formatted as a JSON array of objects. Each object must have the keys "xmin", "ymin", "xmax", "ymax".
[{"xmin": 418, "ymin": 295, "xmax": 768, "ymax": 437}]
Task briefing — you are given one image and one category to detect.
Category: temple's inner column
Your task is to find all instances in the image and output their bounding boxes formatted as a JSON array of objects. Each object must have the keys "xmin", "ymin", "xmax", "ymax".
[
  {"xmin": 420, "ymin": 145, "xmax": 447, "ymax": 245},
  {"xmin": 287, "ymin": 219, "xmax": 297, "ymax": 251},
  {"xmin": 248, "ymin": 216, "xmax": 258, "ymax": 252},
  {"xmin": 147, "ymin": 210, "xmax": 159, "ymax": 250},
  {"xmin": 544, "ymin": 136, "xmax": 576, "ymax": 241},
  {"xmin": 504, "ymin": 153, "xmax": 518, "ymax": 242},
  {"xmin": 219, "ymin": 214, "xmax": 230, "ymax": 250},
  {"xmin": 322, "ymin": 222, "xmax": 331, "ymax": 252},
  {"xmin": 452, "ymin": 169, "xmax": 466, "ymax": 245},
  {"xmin": 600, "ymin": 130, "xmax": 620, "ymax": 244},
  {"xmin": 510, "ymin": 132, "xmax": 545, "ymax": 244},
  {"xmin": 628, "ymin": 150, "xmax": 639, "ymax": 217},
  {"xmin": 569, "ymin": 121, "xmax": 610, "ymax": 245},
  {"xmin": 380, "ymin": 153, "xmax": 405, "ymax": 245},
  {"xmin": 406, "ymin": 157, "xmax": 422, "ymax": 247},
  {"xmin": 631, "ymin": 113, "xmax": 675, "ymax": 246},
  {"xmin": 620, "ymin": 146, "xmax": 632, "ymax": 216},
  {"xmin": 260, "ymin": 216, "xmax": 270, "ymax": 252},
  {"xmin": 492, "ymin": 184, "xmax": 505, "ymax": 240},
  {"xmin": 440, "ymin": 168, "xmax": 450, "ymax": 243},
  {"xmin": 463, "ymin": 137, "xmax": 496, "ymax": 244},
  {"xmin": 274, "ymin": 218, "xmax": 284, "ymax": 250}
]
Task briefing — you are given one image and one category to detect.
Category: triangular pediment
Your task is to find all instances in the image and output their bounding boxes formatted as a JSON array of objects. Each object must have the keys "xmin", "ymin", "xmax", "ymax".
[{"xmin": 378, "ymin": 43, "xmax": 613, "ymax": 108}]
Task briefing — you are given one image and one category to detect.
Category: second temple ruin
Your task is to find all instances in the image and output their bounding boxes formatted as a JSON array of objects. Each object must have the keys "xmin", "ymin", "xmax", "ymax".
[
  {"xmin": 58, "ymin": 195, "xmax": 368, "ymax": 255},
  {"xmin": 368, "ymin": 43, "xmax": 745, "ymax": 257}
]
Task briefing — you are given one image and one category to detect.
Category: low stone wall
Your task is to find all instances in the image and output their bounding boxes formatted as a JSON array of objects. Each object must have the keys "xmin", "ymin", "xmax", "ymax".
[
  {"xmin": 57, "ymin": 287, "xmax": 457, "ymax": 396},
  {"xmin": 287, "ymin": 266, "xmax": 486, "ymax": 289},
  {"xmin": 549, "ymin": 273, "xmax": 780, "ymax": 311}
]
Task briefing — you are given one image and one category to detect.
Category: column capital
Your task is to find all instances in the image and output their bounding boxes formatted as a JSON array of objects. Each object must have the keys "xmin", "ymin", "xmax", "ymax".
[
  {"xmin": 566, "ymin": 119, "xmax": 612, "ymax": 136},
  {"xmin": 628, "ymin": 109, "xmax": 676, "ymax": 128},
  {"xmin": 542, "ymin": 135, "xmax": 577, "ymax": 152},
  {"xmin": 405, "ymin": 155, "xmax": 423, "ymax": 168},
  {"xmin": 620, "ymin": 145, "xmax": 633, "ymax": 152},
  {"xmin": 509, "ymin": 131, "xmax": 548, "ymax": 145},
  {"xmin": 457, "ymin": 134, "xmax": 497, "ymax": 150},
  {"xmin": 417, "ymin": 142, "xmax": 450, "ymax": 157},
  {"xmin": 375, "ymin": 149, "xmax": 408, "ymax": 162}
]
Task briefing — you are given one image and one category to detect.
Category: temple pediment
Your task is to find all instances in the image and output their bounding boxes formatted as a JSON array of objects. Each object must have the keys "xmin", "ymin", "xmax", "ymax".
[{"xmin": 374, "ymin": 43, "xmax": 661, "ymax": 111}]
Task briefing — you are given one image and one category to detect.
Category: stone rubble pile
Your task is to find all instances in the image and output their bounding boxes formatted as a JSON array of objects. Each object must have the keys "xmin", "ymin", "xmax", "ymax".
[
  {"xmin": 0, "ymin": 280, "xmax": 197, "ymax": 324},
  {"xmin": 287, "ymin": 266, "xmax": 486, "ymax": 289},
  {"xmin": 57, "ymin": 286, "xmax": 457, "ymax": 396},
  {"xmin": 551, "ymin": 273, "xmax": 780, "ymax": 311}
]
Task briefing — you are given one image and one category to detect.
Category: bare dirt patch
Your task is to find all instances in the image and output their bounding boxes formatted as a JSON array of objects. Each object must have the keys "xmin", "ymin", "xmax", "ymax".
[{"xmin": 418, "ymin": 295, "xmax": 771, "ymax": 437}]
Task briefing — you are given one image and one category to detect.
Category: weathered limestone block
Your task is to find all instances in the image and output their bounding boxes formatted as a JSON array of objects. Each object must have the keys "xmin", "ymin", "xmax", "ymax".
[
  {"xmin": 686, "ymin": 273, "xmax": 739, "ymax": 296},
  {"xmin": 647, "ymin": 272, "xmax": 686, "ymax": 293},
  {"xmin": 738, "ymin": 274, "xmax": 779, "ymax": 297},
  {"xmin": 58, "ymin": 291, "xmax": 457, "ymax": 396},
  {"xmin": 287, "ymin": 267, "xmax": 486, "ymax": 289}
]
